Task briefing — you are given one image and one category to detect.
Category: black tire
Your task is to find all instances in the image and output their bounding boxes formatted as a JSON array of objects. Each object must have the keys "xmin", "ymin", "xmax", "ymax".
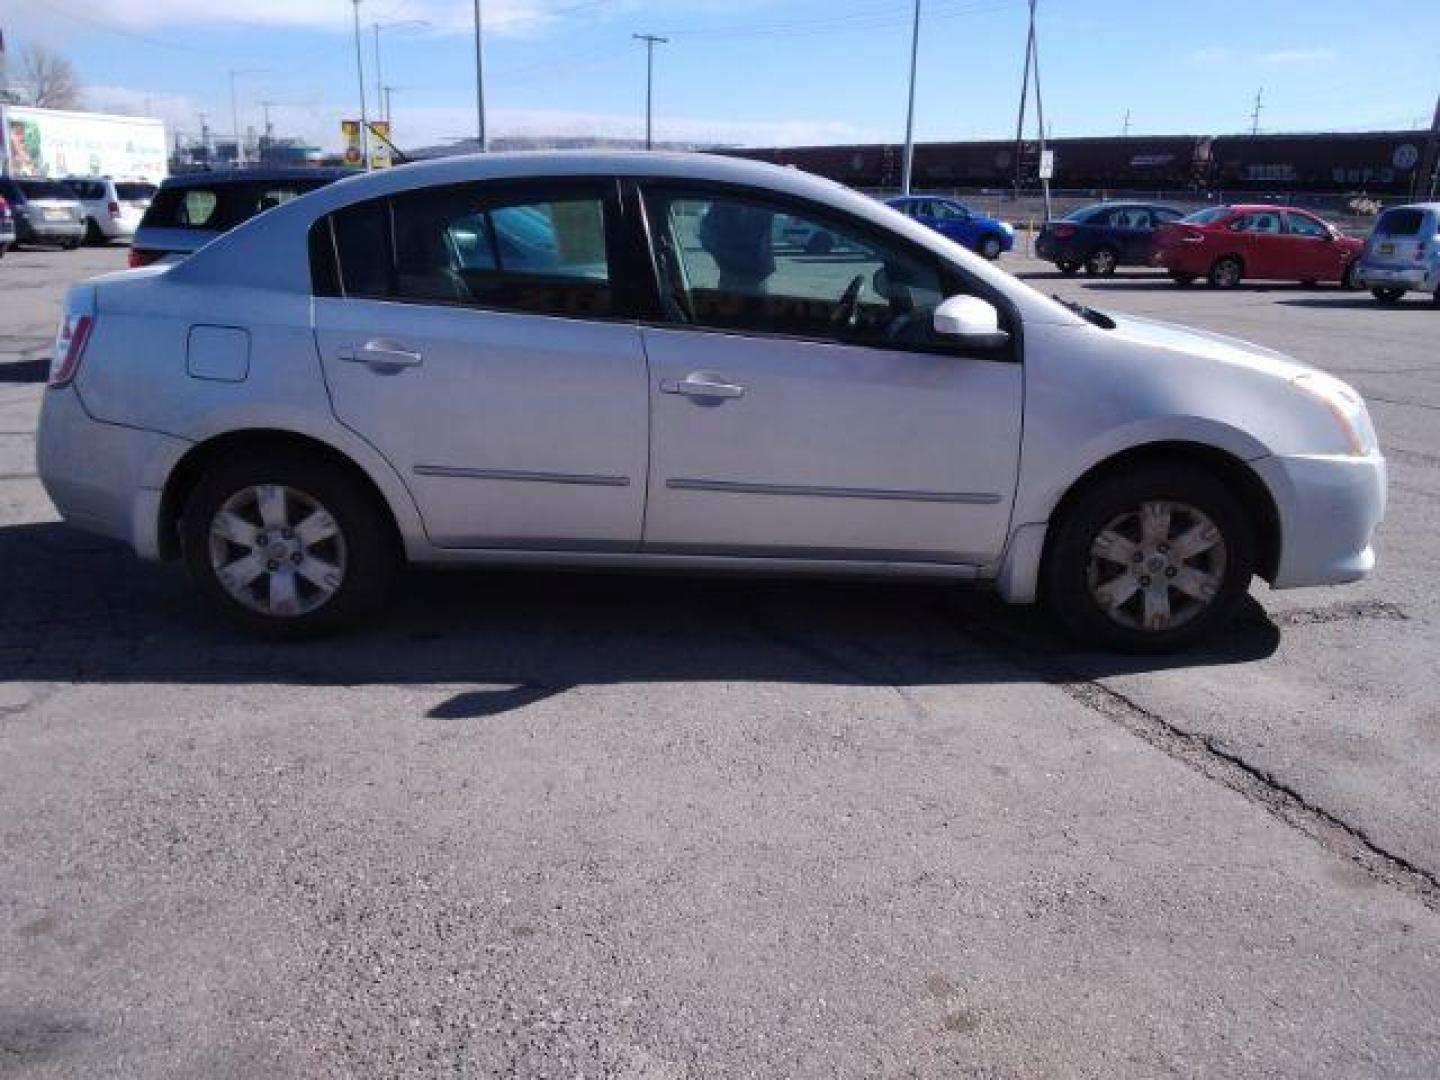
[
  {"xmin": 1043, "ymin": 462, "xmax": 1255, "ymax": 654},
  {"xmin": 1085, "ymin": 247, "xmax": 1119, "ymax": 276},
  {"xmin": 83, "ymin": 218, "xmax": 103, "ymax": 245},
  {"xmin": 978, "ymin": 234, "xmax": 1003, "ymax": 260},
  {"xmin": 1057, "ymin": 259, "xmax": 1081, "ymax": 276},
  {"xmin": 1169, "ymin": 273, "xmax": 1195, "ymax": 287},
  {"xmin": 1371, "ymin": 286, "xmax": 1404, "ymax": 304},
  {"xmin": 1341, "ymin": 261, "xmax": 1361, "ymax": 290},
  {"xmin": 1207, "ymin": 256, "xmax": 1243, "ymax": 288},
  {"xmin": 181, "ymin": 452, "xmax": 396, "ymax": 638}
]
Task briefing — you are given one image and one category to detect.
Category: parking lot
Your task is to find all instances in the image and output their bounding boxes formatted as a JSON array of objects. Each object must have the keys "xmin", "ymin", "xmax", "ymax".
[{"xmin": 2, "ymin": 242, "xmax": 1438, "ymax": 1076}]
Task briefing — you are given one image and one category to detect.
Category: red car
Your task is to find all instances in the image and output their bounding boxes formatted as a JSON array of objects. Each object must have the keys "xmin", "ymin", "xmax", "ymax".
[{"xmin": 1152, "ymin": 205, "xmax": 1363, "ymax": 288}]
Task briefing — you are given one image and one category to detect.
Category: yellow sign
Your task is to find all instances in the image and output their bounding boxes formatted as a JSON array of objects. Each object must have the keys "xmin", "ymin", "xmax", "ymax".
[{"xmin": 340, "ymin": 119, "xmax": 394, "ymax": 169}]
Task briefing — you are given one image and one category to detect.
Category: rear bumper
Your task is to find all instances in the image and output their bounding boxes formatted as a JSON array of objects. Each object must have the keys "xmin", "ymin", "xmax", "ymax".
[
  {"xmin": 1252, "ymin": 451, "xmax": 1386, "ymax": 589},
  {"xmin": 16, "ymin": 217, "xmax": 84, "ymax": 243},
  {"xmin": 1355, "ymin": 262, "xmax": 1439, "ymax": 293},
  {"xmin": 36, "ymin": 386, "xmax": 189, "ymax": 560}
]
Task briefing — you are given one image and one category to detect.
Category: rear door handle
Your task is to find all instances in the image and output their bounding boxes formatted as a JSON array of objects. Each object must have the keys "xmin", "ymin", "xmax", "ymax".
[
  {"xmin": 338, "ymin": 339, "xmax": 423, "ymax": 369},
  {"xmin": 660, "ymin": 373, "xmax": 746, "ymax": 400}
]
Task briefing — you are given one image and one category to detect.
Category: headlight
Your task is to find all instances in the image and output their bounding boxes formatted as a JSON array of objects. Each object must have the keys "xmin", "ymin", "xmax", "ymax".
[{"xmin": 1292, "ymin": 373, "xmax": 1376, "ymax": 457}]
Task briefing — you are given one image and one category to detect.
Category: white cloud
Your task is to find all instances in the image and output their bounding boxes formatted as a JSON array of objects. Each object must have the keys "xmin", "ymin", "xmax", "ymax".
[{"xmin": 1260, "ymin": 47, "xmax": 1337, "ymax": 65}]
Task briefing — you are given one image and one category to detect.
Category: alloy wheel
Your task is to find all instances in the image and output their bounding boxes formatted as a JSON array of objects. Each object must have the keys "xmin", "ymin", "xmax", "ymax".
[
  {"xmin": 207, "ymin": 484, "xmax": 348, "ymax": 617},
  {"xmin": 1085, "ymin": 500, "xmax": 1227, "ymax": 633}
]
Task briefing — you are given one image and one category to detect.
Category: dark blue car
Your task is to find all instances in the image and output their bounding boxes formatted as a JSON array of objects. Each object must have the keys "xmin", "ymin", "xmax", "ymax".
[
  {"xmin": 885, "ymin": 195, "xmax": 1015, "ymax": 260},
  {"xmin": 1034, "ymin": 202, "xmax": 1186, "ymax": 276}
]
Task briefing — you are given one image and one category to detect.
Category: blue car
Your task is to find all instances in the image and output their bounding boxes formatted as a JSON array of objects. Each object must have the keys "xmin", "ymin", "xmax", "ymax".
[{"xmin": 885, "ymin": 194, "xmax": 1015, "ymax": 260}]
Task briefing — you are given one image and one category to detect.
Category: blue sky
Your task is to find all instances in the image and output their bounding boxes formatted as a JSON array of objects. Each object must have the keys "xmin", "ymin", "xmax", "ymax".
[{"xmin": 3, "ymin": 0, "xmax": 1437, "ymax": 151}]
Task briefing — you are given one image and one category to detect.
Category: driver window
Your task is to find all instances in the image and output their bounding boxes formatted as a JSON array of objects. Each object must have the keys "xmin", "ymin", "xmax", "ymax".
[
  {"xmin": 1284, "ymin": 212, "xmax": 1328, "ymax": 238},
  {"xmin": 644, "ymin": 188, "xmax": 948, "ymax": 349}
]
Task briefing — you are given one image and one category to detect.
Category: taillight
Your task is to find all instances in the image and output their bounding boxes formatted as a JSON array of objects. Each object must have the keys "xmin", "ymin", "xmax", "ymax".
[
  {"xmin": 50, "ymin": 313, "xmax": 93, "ymax": 388},
  {"xmin": 108, "ymin": 200, "xmax": 121, "ymax": 218},
  {"xmin": 1052, "ymin": 224, "xmax": 1076, "ymax": 239},
  {"xmin": 128, "ymin": 248, "xmax": 162, "ymax": 268}
]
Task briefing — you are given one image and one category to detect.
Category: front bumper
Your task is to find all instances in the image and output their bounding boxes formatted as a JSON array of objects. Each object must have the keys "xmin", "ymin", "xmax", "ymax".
[
  {"xmin": 37, "ymin": 386, "xmax": 189, "ymax": 560},
  {"xmin": 1251, "ymin": 451, "xmax": 1386, "ymax": 589}
]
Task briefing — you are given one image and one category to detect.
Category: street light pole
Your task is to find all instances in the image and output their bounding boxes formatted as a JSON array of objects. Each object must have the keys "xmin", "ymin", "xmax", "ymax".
[
  {"xmin": 350, "ymin": 0, "xmax": 371, "ymax": 169},
  {"xmin": 901, "ymin": 0, "xmax": 921, "ymax": 194},
  {"xmin": 473, "ymin": 0, "xmax": 487, "ymax": 151},
  {"xmin": 633, "ymin": 34, "xmax": 668, "ymax": 150}
]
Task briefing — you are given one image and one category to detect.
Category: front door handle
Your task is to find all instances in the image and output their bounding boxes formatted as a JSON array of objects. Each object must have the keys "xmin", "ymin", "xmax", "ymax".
[
  {"xmin": 660, "ymin": 373, "xmax": 746, "ymax": 400},
  {"xmin": 338, "ymin": 339, "xmax": 423, "ymax": 370}
]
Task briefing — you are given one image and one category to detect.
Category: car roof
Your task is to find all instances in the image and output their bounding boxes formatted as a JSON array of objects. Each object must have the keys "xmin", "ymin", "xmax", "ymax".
[
  {"xmin": 1379, "ymin": 202, "xmax": 1440, "ymax": 213},
  {"xmin": 159, "ymin": 167, "xmax": 350, "ymax": 189}
]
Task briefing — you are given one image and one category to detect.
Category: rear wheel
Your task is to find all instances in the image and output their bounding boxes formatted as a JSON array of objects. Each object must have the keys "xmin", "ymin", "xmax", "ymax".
[
  {"xmin": 1057, "ymin": 259, "xmax": 1081, "ymax": 276},
  {"xmin": 1207, "ymin": 256, "xmax": 1243, "ymax": 288},
  {"xmin": 978, "ymin": 234, "xmax": 1003, "ymax": 260},
  {"xmin": 181, "ymin": 453, "xmax": 395, "ymax": 637},
  {"xmin": 1341, "ymin": 260, "xmax": 1361, "ymax": 290},
  {"xmin": 83, "ymin": 218, "xmax": 104, "ymax": 245},
  {"xmin": 1044, "ymin": 463, "xmax": 1255, "ymax": 653},
  {"xmin": 1371, "ymin": 286, "xmax": 1405, "ymax": 304},
  {"xmin": 1085, "ymin": 247, "xmax": 1118, "ymax": 276}
]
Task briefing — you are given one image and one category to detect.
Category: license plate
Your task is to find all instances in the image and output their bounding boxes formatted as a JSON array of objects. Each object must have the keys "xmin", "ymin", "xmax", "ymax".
[
  {"xmin": 1378, "ymin": 242, "xmax": 1394, "ymax": 255},
  {"xmin": 43, "ymin": 209, "xmax": 68, "ymax": 221}
]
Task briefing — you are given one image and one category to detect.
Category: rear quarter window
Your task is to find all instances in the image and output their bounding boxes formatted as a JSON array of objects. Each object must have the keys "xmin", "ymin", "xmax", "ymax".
[
  {"xmin": 144, "ymin": 180, "xmax": 326, "ymax": 231},
  {"xmin": 116, "ymin": 182, "xmax": 157, "ymax": 201}
]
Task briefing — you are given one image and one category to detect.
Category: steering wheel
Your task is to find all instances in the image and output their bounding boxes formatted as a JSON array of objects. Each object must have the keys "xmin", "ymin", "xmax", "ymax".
[{"xmin": 830, "ymin": 274, "xmax": 866, "ymax": 330}]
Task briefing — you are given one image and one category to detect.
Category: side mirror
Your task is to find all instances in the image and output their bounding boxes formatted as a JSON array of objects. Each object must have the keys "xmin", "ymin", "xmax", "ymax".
[{"xmin": 933, "ymin": 295, "xmax": 1010, "ymax": 348}]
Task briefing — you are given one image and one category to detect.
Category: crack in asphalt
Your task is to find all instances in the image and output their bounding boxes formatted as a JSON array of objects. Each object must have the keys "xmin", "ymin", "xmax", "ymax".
[{"xmin": 953, "ymin": 611, "xmax": 1440, "ymax": 914}]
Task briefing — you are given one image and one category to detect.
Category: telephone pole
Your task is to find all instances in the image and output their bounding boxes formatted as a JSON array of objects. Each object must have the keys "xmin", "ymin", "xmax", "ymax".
[
  {"xmin": 1011, "ymin": 0, "xmax": 1049, "ymax": 219},
  {"xmin": 473, "ymin": 0, "xmax": 487, "ymax": 151},
  {"xmin": 633, "ymin": 34, "xmax": 668, "ymax": 150},
  {"xmin": 900, "ymin": 0, "xmax": 922, "ymax": 194},
  {"xmin": 350, "ymin": 0, "xmax": 371, "ymax": 169},
  {"xmin": 1122, "ymin": 109, "xmax": 1130, "ymax": 138},
  {"xmin": 1249, "ymin": 87, "xmax": 1264, "ymax": 136}
]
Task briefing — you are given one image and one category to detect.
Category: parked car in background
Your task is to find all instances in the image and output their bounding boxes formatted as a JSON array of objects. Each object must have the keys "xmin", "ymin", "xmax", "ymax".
[
  {"xmin": 0, "ymin": 192, "xmax": 15, "ymax": 257},
  {"xmin": 39, "ymin": 152, "xmax": 1385, "ymax": 652},
  {"xmin": 1353, "ymin": 202, "xmax": 1440, "ymax": 305},
  {"xmin": 130, "ymin": 167, "xmax": 348, "ymax": 266},
  {"xmin": 1152, "ymin": 204, "xmax": 1363, "ymax": 288},
  {"xmin": 885, "ymin": 195, "xmax": 1015, "ymax": 259},
  {"xmin": 1035, "ymin": 202, "xmax": 1186, "ymax": 276},
  {"xmin": 0, "ymin": 177, "xmax": 85, "ymax": 249},
  {"xmin": 66, "ymin": 177, "xmax": 158, "ymax": 244}
]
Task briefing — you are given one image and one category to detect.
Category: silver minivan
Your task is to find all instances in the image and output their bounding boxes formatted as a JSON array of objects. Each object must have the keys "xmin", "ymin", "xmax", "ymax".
[{"xmin": 1354, "ymin": 202, "xmax": 1440, "ymax": 304}]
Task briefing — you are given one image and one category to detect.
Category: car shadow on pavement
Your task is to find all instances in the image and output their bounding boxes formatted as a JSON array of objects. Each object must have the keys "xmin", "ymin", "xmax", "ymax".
[
  {"xmin": 1278, "ymin": 297, "xmax": 1437, "ymax": 310},
  {"xmin": 0, "ymin": 521, "xmax": 1280, "ymax": 718},
  {"xmin": 1015, "ymin": 270, "xmax": 1162, "ymax": 282}
]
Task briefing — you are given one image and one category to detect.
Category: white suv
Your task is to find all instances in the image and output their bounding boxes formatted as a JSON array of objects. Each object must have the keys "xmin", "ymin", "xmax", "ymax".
[{"xmin": 65, "ymin": 176, "xmax": 157, "ymax": 243}]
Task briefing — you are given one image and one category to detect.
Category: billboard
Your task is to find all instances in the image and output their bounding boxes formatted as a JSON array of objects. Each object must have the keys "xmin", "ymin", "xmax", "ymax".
[
  {"xmin": 2, "ymin": 106, "xmax": 168, "ymax": 183},
  {"xmin": 340, "ymin": 119, "xmax": 394, "ymax": 169}
]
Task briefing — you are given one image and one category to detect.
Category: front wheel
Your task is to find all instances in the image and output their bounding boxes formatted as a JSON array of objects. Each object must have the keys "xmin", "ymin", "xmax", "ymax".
[
  {"xmin": 1207, "ymin": 256, "xmax": 1243, "ymax": 288},
  {"xmin": 181, "ymin": 453, "xmax": 395, "ymax": 637},
  {"xmin": 1371, "ymin": 286, "xmax": 1405, "ymax": 304},
  {"xmin": 1044, "ymin": 463, "xmax": 1255, "ymax": 653}
]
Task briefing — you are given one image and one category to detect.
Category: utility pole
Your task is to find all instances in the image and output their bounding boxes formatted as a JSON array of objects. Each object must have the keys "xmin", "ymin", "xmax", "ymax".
[
  {"xmin": 1030, "ymin": 0, "xmax": 1051, "ymax": 222},
  {"xmin": 383, "ymin": 85, "xmax": 399, "ymax": 125},
  {"xmin": 633, "ymin": 34, "xmax": 668, "ymax": 150},
  {"xmin": 900, "ymin": 0, "xmax": 922, "ymax": 194},
  {"xmin": 1122, "ymin": 109, "xmax": 1130, "ymax": 138},
  {"xmin": 350, "ymin": 0, "xmax": 371, "ymax": 169},
  {"xmin": 1011, "ymin": 0, "xmax": 1048, "ymax": 220},
  {"xmin": 228, "ymin": 68, "xmax": 267, "ymax": 168},
  {"xmin": 473, "ymin": 0, "xmax": 487, "ymax": 151},
  {"xmin": 1423, "ymin": 88, "xmax": 1440, "ymax": 198},
  {"xmin": 1249, "ymin": 87, "xmax": 1263, "ymax": 136}
]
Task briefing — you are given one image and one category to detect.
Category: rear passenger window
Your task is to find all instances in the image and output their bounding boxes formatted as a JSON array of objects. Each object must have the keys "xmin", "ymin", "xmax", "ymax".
[
  {"xmin": 181, "ymin": 190, "xmax": 219, "ymax": 226},
  {"xmin": 322, "ymin": 184, "xmax": 613, "ymax": 318}
]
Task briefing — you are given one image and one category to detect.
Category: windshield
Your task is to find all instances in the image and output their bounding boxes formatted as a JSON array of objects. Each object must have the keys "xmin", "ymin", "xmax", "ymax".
[
  {"xmin": 1182, "ymin": 207, "xmax": 1230, "ymax": 225},
  {"xmin": 17, "ymin": 180, "xmax": 78, "ymax": 201},
  {"xmin": 1061, "ymin": 205, "xmax": 1104, "ymax": 222}
]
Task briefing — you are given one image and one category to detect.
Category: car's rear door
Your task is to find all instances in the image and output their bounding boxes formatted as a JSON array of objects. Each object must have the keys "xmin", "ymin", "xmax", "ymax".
[
  {"xmin": 312, "ymin": 178, "xmax": 650, "ymax": 550},
  {"xmin": 635, "ymin": 182, "xmax": 1022, "ymax": 564}
]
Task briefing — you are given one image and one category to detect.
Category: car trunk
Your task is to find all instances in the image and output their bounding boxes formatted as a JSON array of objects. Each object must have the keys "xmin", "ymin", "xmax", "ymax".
[{"xmin": 1367, "ymin": 208, "xmax": 1435, "ymax": 268}]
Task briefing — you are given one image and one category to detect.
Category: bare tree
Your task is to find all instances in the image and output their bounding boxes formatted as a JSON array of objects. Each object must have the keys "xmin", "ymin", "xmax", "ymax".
[{"xmin": 20, "ymin": 44, "xmax": 82, "ymax": 109}]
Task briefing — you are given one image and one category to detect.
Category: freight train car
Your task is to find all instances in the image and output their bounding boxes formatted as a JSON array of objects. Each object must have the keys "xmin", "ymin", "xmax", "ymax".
[
  {"xmin": 722, "ymin": 130, "xmax": 1431, "ymax": 195},
  {"xmin": 1209, "ymin": 131, "xmax": 1431, "ymax": 194}
]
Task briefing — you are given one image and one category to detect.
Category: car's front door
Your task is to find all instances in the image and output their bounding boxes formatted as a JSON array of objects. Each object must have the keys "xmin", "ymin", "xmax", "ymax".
[
  {"xmin": 312, "ymin": 179, "xmax": 649, "ymax": 550},
  {"xmin": 1283, "ymin": 211, "xmax": 1346, "ymax": 281},
  {"xmin": 1229, "ymin": 210, "xmax": 1285, "ymax": 277},
  {"xmin": 636, "ymin": 184, "xmax": 1023, "ymax": 564}
]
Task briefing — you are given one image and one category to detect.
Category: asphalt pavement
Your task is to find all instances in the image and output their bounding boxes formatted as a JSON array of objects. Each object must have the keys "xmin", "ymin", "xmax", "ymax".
[{"xmin": 1, "ymin": 243, "xmax": 1437, "ymax": 1078}]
